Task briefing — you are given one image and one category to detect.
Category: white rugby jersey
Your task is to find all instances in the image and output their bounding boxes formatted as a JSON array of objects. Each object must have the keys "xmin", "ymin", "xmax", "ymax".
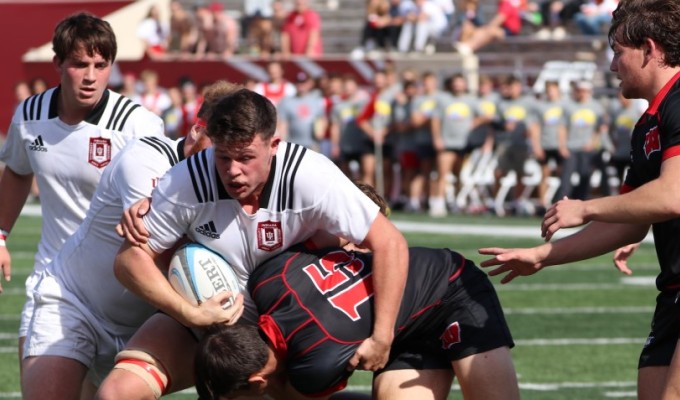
[
  {"xmin": 144, "ymin": 141, "xmax": 380, "ymax": 321},
  {"xmin": 0, "ymin": 87, "xmax": 164, "ymax": 272},
  {"xmin": 50, "ymin": 136, "xmax": 183, "ymax": 335}
]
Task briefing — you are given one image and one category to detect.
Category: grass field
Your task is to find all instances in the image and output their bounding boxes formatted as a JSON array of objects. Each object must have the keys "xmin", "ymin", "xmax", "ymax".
[{"xmin": 0, "ymin": 211, "xmax": 659, "ymax": 399}]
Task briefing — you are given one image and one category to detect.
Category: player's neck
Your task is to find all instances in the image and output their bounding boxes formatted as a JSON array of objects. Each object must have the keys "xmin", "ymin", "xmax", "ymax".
[{"xmin": 58, "ymin": 91, "xmax": 96, "ymax": 125}]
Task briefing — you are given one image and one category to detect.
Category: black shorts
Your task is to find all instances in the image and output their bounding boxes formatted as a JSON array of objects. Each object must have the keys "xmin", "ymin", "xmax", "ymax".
[
  {"xmin": 538, "ymin": 149, "xmax": 564, "ymax": 166},
  {"xmin": 378, "ymin": 262, "xmax": 515, "ymax": 373},
  {"xmin": 638, "ymin": 290, "xmax": 680, "ymax": 368}
]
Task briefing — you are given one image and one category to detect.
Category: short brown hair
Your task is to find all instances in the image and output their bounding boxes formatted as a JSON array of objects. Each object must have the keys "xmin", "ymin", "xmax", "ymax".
[
  {"xmin": 206, "ymin": 89, "xmax": 277, "ymax": 147},
  {"xmin": 197, "ymin": 80, "xmax": 242, "ymax": 120},
  {"xmin": 52, "ymin": 12, "xmax": 117, "ymax": 63}
]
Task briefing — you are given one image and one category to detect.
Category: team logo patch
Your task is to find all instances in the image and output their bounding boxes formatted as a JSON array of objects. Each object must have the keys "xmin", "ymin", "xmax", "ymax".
[
  {"xmin": 643, "ymin": 126, "xmax": 661, "ymax": 159},
  {"xmin": 440, "ymin": 322, "xmax": 462, "ymax": 349},
  {"xmin": 257, "ymin": 221, "xmax": 283, "ymax": 251},
  {"xmin": 88, "ymin": 137, "xmax": 111, "ymax": 168}
]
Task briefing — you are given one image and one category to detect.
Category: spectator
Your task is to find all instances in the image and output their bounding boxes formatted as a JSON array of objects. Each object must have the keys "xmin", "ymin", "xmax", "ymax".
[
  {"xmin": 397, "ymin": 0, "xmax": 448, "ymax": 54},
  {"xmin": 607, "ymin": 91, "xmax": 644, "ymax": 191},
  {"xmin": 358, "ymin": 0, "xmax": 392, "ymax": 54},
  {"xmin": 430, "ymin": 73, "xmax": 485, "ymax": 216},
  {"xmin": 178, "ymin": 78, "xmax": 202, "ymax": 137},
  {"xmin": 318, "ymin": 72, "xmax": 344, "ymax": 160},
  {"xmin": 455, "ymin": 0, "xmax": 485, "ymax": 42},
  {"xmin": 168, "ymin": 0, "xmax": 198, "ymax": 56},
  {"xmin": 119, "ymin": 72, "xmax": 139, "ymax": 99},
  {"xmin": 161, "ymin": 87, "xmax": 184, "ymax": 139},
  {"xmin": 555, "ymin": 80, "xmax": 607, "ymax": 201},
  {"xmin": 574, "ymin": 0, "xmax": 617, "ymax": 35},
  {"xmin": 407, "ymin": 71, "xmax": 441, "ymax": 212},
  {"xmin": 14, "ymin": 82, "xmax": 31, "ymax": 106},
  {"xmin": 253, "ymin": 60, "xmax": 297, "ymax": 107},
  {"xmin": 332, "ymin": 73, "xmax": 371, "ymax": 180},
  {"xmin": 491, "ymin": 75, "xmax": 538, "ymax": 214},
  {"xmin": 242, "ymin": 0, "xmax": 275, "ymax": 55},
  {"xmin": 133, "ymin": 69, "xmax": 172, "ymax": 117},
  {"xmin": 280, "ymin": 0, "xmax": 323, "ymax": 57},
  {"xmin": 454, "ymin": 0, "xmax": 522, "ymax": 54},
  {"xmin": 29, "ymin": 77, "xmax": 48, "ymax": 95},
  {"xmin": 534, "ymin": 80, "xmax": 568, "ymax": 207},
  {"xmin": 195, "ymin": 1, "xmax": 240, "ymax": 58},
  {"xmin": 390, "ymin": 79, "xmax": 421, "ymax": 211},
  {"xmin": 137, "ymin": 4, "xmax": 169, "ymax": 60},
  {"xmin": 534, "ymin": 0, "xmax": 586, "ymax": 40},
  {"xmin": 277, "ymin": 72, "xmax": 327, "ymax": 151}
]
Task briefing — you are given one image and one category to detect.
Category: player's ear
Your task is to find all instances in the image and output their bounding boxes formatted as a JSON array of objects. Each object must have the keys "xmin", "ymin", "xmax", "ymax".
[{"xmin": 247, "ymin": 374, "xmax": 268, "ymax": 394}]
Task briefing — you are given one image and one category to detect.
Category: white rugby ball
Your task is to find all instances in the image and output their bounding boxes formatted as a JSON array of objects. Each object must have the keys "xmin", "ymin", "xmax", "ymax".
[{"xmin": 167, "ymin": 243, "xmax": 241, "ymax": 309}]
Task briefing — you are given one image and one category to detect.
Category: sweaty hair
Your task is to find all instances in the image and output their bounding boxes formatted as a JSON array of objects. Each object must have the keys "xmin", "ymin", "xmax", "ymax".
[
  {"xmin": 52, "ymin": 12, "xmax": 117, "ymax": 63},
  {"xmin": 206, "ymin": 89, "xmax": 277, "ymax": 147},
  {"xmin": 197, "ymin": 80, "xmax": 243, "ymax": 120},
  {"xmin": 609, "ymin": 0, "xmax": 680, "ymax": 67},
  {"xmin": 194, "ymin": 323, "xmax": 269, "ymax": 400}
]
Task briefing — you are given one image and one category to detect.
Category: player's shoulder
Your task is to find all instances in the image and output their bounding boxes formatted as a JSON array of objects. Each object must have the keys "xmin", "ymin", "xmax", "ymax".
[
  {"xmin": 129, "ymin": 135, "xmax": 182, "ymax": 167},
  {"xmin": 12, "ymin": 87, "xmax": 57, "ymax": 123},
  {"xmin": 100, "ymin": 90, "xmax": 162, "ymax": 132}
]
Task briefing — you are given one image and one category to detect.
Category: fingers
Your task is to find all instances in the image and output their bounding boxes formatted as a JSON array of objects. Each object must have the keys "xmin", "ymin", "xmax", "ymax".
[{"xmin": 346, "ymin": 354, "xmax": 359, "ymax": 372}]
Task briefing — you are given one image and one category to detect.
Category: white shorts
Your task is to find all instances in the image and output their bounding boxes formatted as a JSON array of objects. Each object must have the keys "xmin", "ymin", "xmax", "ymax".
[
  {"xmin": 19, "ymin": 269, "xmax": 42, "ymax": 337},
  {"xmin": 23, "ymin": 271, "xmax": 134, "ymax": 384}
]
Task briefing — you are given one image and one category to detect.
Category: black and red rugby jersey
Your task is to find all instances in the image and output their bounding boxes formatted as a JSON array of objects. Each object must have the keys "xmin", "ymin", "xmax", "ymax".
[
  {"xmin": 248, "ymin": 246, "xmax": 465, "ymax": 396},
  {"xmin": 621, "ymin": 71, "xmax": 680, "ymax": 290}
]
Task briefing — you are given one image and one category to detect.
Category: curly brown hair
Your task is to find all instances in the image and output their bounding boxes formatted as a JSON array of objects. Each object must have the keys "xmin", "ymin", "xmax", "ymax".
[{"xmin": 609, "ymin": 0, "xmax": 680, "ymax": 67}]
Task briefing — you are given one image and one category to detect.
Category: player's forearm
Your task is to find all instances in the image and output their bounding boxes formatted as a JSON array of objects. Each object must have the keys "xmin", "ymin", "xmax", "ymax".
[
  {"xmin": 542, "ymin": 221, "xmax": 648, "ymax": 267},
  {"xmin": 370, "ymin": 231, "xmax": 408, "ymax": 343},
  {"xmin": 114, "ymin": 242, "xmax": 195, "ymax": 326},
  {"xmin": 583, "ymin": 163, "xmax": 680, "ymax": 224},
  {"xmin": 0, "ymin": 168, "xmax": 33, "ymax": 233}
]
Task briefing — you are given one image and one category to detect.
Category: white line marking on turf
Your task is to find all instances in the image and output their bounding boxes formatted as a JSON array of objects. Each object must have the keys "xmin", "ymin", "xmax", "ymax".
[
  {"xmin": 515, "ymin": 338, "xmax": 644, "ymax": 346},
  {"xmin": 505, "ymin": 306, "xmax": 653, "ymax": 314},
  {"xmin": 605, "ymin": 392, "xmax": 637, "ymax": 398},
  {"xmin": 496, "ymin": 283, "xmax": 654, "ymax": 291}
]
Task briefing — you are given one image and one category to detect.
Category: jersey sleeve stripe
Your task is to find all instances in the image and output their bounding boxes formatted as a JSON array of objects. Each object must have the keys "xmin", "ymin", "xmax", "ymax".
[
  {"xmin": 140, "ymin": 137, "xmax": 179, "ymax": 166},
  {"xmin": 110, "ymin": 99, "xmax": 135, "ymax": 131},
  {"xmin": 187, "ymin": 156, "xmax": 204, "ymax": 203},
  {"xmin": 106, "ymin": 96, "xmax": 125, "ymax": 130},
  {"xmin": 198, "ymin": 151, "xmax": 215, "ymax": 202},
  {"xmin": 29, "ymin": 94, "xmax": 38, "ymax": 120},
  {"xmin": 278, "ymin": 143, "xmax": 305, "ymax": 211},
  {"xmin": 36, "ymin": 92, "xmax": 45, "ymax": 120},
  {"xmin": 22, "ymin": 97, "xmax": 29, "ymax": 121},
  {"xmin": 116, "ymin": 103, "xmax": 140, "ymax": 131}
]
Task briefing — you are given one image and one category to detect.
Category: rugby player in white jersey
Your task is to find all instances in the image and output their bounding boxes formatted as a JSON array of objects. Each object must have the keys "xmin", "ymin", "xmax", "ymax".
[
  {"xmin": 20, "ymin": 81, "xmax": 239, "ymax": 400},
  {"xmin": 96, "ymin": 88, "xmax": 409, "ymax": 399},
  {"xmin": 0, "ymin": 12, "xmax": 164, "ymax": 374}
]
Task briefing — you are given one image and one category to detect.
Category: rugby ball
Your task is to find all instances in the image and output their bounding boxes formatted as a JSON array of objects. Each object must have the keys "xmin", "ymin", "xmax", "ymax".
[{"xmin": 167, "ymin": 243, "xmax": 241, "ymax": 309}]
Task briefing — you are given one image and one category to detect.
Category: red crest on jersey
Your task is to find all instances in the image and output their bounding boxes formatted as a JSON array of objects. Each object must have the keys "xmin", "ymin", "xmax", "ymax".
[
  {"xmin": 257, "ymin": 220, "xmax": 283, "ymax": 251},
  {"xmin": 88, "ymin": 137, "xmax": 111, "ymax": 168},
  {"xmin": 440, "ymin": 322, "xmax": 462, "ymax": 349},
  {"xmin": 644, "ymin": 126, "xmax": 661, "ymax": 158}
]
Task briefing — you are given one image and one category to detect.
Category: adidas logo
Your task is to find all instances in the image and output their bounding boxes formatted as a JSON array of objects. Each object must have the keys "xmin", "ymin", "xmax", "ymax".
[
  {"xmin": 195, "ymin": 221, "xmax": 220, "ymax": 239},
  {"xmin": 28, "ymin": 136, "xmax": 47, "ymax": 152}
]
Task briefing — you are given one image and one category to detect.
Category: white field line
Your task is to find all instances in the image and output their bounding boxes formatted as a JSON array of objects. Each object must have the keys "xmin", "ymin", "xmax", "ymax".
[
  {"xmin": 515, "ymin": 337, "xmax": 644, "ymax": 346},
  {"xmin": 504, "ymin": 306, "xmax": 653, "ymax": 314}
]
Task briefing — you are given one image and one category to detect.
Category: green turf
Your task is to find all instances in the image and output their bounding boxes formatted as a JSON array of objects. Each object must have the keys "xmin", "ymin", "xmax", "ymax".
[{"xmin": 0, "ymin": 213, "xmax": 661, "ymax": 399}]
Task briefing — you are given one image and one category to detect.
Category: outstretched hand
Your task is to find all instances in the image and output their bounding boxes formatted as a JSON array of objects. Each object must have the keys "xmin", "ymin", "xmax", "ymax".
[
  {"xmin": 541, "ymin": 197, "xmax": 588, "ymax": 241},
  {"xmin": 478, "ymin": 247, "xmax": 546, "ymax": 284}
]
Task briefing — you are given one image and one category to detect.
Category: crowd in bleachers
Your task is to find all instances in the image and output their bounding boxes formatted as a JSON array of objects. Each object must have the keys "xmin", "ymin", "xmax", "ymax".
[
  {"xmin": 109, "ymin": 59, "xmax": 643, "ymax": 217},
  {"xmin": 138, "ymin": 0, "xmax": 615, "ymax": 60}
]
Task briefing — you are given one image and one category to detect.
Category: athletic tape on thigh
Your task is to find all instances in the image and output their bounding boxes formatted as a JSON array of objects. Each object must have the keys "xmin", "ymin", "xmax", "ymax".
[{"xmin": 114, "ymin": 350, "xmax": 170, "ymax": 399}]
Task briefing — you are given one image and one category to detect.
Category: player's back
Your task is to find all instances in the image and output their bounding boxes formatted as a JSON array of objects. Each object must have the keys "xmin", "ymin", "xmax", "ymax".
[{"xmin": 51, "ymin": 135, "xmax": 181, "ymax": 334}]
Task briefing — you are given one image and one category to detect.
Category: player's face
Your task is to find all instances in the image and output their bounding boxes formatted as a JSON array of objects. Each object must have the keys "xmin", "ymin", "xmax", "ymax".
[
  {"xmin": 214, "ymin": 135, "xmax": 280, "ymax": 206},
  {"xmin": 54, "ymin": 46, "xmax": 112, "ymax": 113},
  {"xmin": 610, "ymin": 32, "xmax": 647, "ymax": 100}
]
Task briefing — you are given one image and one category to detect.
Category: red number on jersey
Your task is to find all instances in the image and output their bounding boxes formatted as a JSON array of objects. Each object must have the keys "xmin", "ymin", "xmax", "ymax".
[{"xmin": 302, "ymin": 250, "xmax": 373, "ymax": 321}]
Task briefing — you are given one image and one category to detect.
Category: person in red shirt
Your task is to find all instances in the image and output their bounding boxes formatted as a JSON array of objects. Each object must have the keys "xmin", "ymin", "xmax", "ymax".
[
  {"xmin": 280, "ymin": 0, "xmax": 323, "ymax": 57},
  {"xmin": 453, "ymin": 0, "xmax": 522, "ymax": 54}
]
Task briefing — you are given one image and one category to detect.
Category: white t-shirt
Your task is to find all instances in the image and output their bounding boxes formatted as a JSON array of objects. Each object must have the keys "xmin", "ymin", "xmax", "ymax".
[
  {"xmin": 0, "ymin": 87, "xmax": 164, "ymax": 273},
  {"xmin": 253, "ymin": 81, "xmax": 297, "ymax": 107},
  {"xmin": 143, "ymin": 141, "xmax": 380, "ymax": 322},
  {"xmin": 50, "ymin": 136, "xmax": 184, "ymax": 335}
]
